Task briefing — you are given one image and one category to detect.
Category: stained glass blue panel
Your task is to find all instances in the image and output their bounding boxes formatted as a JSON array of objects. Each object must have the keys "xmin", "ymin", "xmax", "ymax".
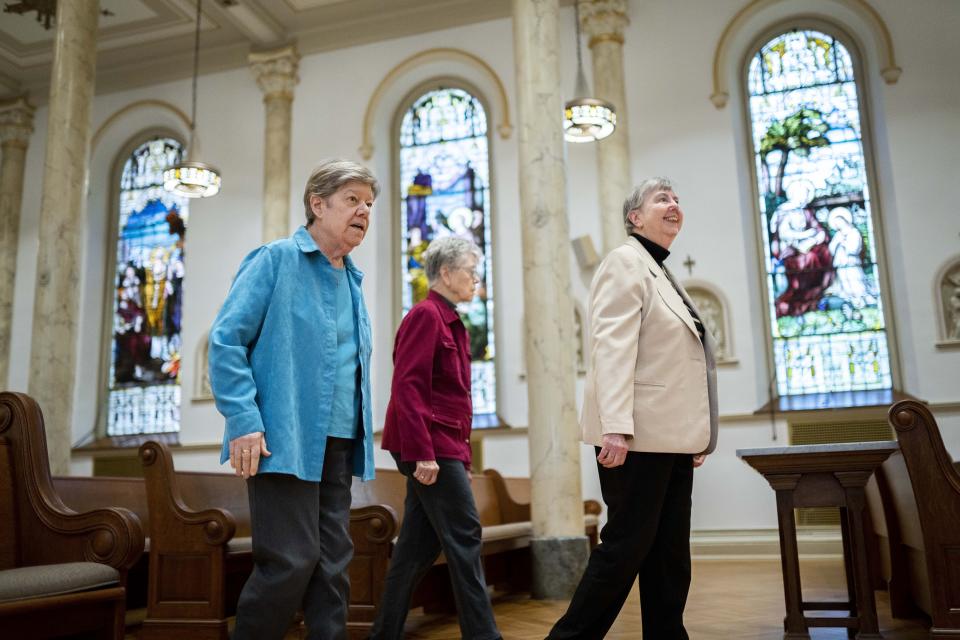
[
  {"xmin": 747, "ymin": 30, "xmax": 892, "ymax": 396},
  {"xmin": 108, "ymin": 138, "xmax": 188, "ymax": 435},
  {"xmin": 398, "ymin": 88, "xmax": 497, "ymax": 424}
]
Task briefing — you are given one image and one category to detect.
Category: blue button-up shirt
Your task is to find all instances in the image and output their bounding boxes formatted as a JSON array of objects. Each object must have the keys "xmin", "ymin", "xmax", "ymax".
[{"xmin": 209, "ymin": 226, "xmax": 375, "ymax": 481}]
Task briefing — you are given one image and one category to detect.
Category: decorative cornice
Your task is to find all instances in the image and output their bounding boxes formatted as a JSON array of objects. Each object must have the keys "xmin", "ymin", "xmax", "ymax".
[
  {"xmin": 359, "ymin": 47, "xmax": 512, "ymax": 160},
  {"xmin": 0, "ymin": 96, "xmax": 35, "ymax": 147},
  {"xmin": 249, "ymin": 44, "xmax": 301, "ymax": 101},
  {"xmin": 709, "ymin": 0, "xmax": 902, "ymax": 109},
  {"xmin": 90, "ymin": 99, "xmax": 191, "ymax": 153},
  {"xmin": 578, "ymin": 0, "xmax": 629, "ymax": 49}
]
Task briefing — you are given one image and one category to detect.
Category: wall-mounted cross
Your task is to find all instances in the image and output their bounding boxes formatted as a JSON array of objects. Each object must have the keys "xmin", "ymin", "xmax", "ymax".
[{"xmin": 683, "ymin": 254, "xmax": 696, "ymax": 276}]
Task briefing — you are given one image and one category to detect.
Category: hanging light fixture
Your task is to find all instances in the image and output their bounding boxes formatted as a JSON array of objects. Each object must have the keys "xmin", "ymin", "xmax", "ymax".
[
  {"xmin": 563, "ymin": 1, "xmax": 617, "ymax": 143},
  {"xmin": 164, "ymin": 0, "xmax": 222, "ymax": 198}
]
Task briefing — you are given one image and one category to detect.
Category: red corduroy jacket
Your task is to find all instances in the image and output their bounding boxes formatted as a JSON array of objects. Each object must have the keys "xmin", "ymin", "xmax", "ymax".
[{"xmin": 380, "ymin": 290, "xmax": 472, "ymax": 466}]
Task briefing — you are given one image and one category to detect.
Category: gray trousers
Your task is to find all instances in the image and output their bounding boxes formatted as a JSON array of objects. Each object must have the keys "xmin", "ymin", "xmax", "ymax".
[
  {"xmin": 233, "ymin": 437, "xmax": 354, "ymax": 640},
  {"xmin": 369, "ymin": 455, "xmax": 500, "ymax": 640}
]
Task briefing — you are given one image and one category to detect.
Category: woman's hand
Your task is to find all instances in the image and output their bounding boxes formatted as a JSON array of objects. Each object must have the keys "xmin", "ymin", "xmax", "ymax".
[
  {"xmin": 229, "ymin": 432, "xmax": 271, "ymax": 478},
  {"xmin": 693, "ymin": 454, "xmax": 706, "ymax": 468},
  {"xmin": 597, "ymin": 433, "xmax": 629, "ymax": 468},
  {"xmin": 414, "ymin": 460, "xmax": 440, "ymax": 485}
]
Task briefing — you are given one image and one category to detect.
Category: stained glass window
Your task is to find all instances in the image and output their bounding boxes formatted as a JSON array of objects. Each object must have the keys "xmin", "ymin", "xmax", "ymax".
[
  {"xmin": 107, "ymin": 137, "xmax": 188, "ymax": 435},
  {"xmin": 747, "ymin": 29, "xmax": 892, "ymax": 396},
  {"xmin": 398, "ymin": 87, "xmax": 497, "ymax": 426}
]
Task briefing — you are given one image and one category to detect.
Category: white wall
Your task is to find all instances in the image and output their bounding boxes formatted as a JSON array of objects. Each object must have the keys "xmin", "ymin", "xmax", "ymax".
[{"xmin": 7, "ymin": 0, "xmax": 959, "ymax": 532}]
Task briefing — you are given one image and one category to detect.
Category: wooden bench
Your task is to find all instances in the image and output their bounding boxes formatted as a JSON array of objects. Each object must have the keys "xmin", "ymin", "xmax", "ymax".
[
  {"xmin": 135, "ymin": 440, "xmax": 396, "ymax": 640},
  {"xmin": 865, "ymin": 448, "xmax": 928, "ymax": 620},
  {"xmin": 0, "ymin": 391, "xmax": 144, "ymax": 640},
  {"xmin": 53, "ymin": 475, "xmax": 151, "ymax": 611},
  {"xmin": 134, "ymin": 439, "xmax": 252, "ymax": 640},
  {"xmin": 53, "ymin": 459, "xmax": 251, "ymax": 640},
  {"xmin": 483, "ymin": 469, "xmax": 602, "ymax": 547},
  {"xmin": 871, "ymin": 401, "xmax": 960, "ymax": 636},
  {"xmin": 347, "ymin": 467, "xmax": 602, "ymax": 637},
  {"xmin": 887, "ymin": 401, "xmax": 960, "ymax": 635}
]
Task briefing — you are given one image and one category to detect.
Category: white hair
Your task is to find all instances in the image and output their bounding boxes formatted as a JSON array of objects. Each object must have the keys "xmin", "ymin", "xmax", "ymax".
[
  {"xmin": 303, "ymin": 159, "xmax": 379, "ymax": 227},
  {"xmin": 622, "ymin": 177, "xmax": 676, "ymax": 233},
  {"xmin": 423, "ymin": 236, "xmax": 482, "ymax": 285}
]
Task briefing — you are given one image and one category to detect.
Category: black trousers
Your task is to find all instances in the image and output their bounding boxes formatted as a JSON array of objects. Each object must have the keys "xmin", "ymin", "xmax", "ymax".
[
  {"xmin": 233, "ymin": 437, "xmax": 355, "ymax": 640},
  {"xmin": 548, "ymin": 451, "xmax": 694, "ymax": 640},
  {"xmin": 369, "ymin": 455, "xmax": 500, "ymax": 640}
]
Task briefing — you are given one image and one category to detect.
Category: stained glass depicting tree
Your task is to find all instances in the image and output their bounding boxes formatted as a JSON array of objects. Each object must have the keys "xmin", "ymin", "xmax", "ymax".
[
  {"xmin": 399, "ymin": 87, "xmax": 497, "ymax": 425},
  {"xmin": 108, "ymin": 137, "xmax": 188, "ymax": 435},
  {"xmin": 748, "ymin": 29, "xmax": 892, "ymax": 396}
]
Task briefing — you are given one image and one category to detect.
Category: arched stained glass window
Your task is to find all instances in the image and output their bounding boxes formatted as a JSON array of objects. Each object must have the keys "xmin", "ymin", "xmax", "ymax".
[
  {"xmin": 747, "ymin": 29, "xmax": 892, "ymax": 396},
  {"xmin": 398, "ymin": 87, "xmax": 497, "ymax": 426},
  {"xmin": 108, "ymin": 137, "xmax": 188, "ymax": 435}
]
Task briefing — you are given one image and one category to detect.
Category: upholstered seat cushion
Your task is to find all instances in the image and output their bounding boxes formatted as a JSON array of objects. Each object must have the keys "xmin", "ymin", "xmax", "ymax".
[
  {"xmin": 0, "ymin": 562, "xmax": 119, "ymax": 603},
  {"xmin": 481, "ymin": 522, "xmax": 533, "ymax": 542},
  {"xmin": 227, "ymin": 536, "xmax": 253, "ymax": 554}
]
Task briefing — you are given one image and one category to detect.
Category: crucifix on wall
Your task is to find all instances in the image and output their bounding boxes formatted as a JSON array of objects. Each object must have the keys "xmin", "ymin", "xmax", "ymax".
[{"xmin": 683, "ymin": 254, "xmax": 696, "ymax": 276}]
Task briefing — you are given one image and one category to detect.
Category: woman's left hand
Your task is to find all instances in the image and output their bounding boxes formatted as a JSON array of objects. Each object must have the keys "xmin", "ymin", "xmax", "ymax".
[{"xmin": 693, "ymin": 454, "xmax": 706, "ymax": 468}]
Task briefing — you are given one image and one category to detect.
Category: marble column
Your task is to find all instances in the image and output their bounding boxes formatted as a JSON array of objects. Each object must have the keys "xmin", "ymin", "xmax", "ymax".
[
  {"xmin": 0, "ymin": 97, "xmax": 35, "ymax": 390},
  {"xmin": 512, "ymin": 0, "xmax": 589, "ymax": 599},
  {"xmin": 28, "ymin": 0, "xmax": 99, "ymax": 475},
  {"xmin": 249, "ymin": 45, "xmax": 300, "ymax": 243},
  {"xmin": 580, "ymin": 0, "xmax": 631, "ymax": 255}
]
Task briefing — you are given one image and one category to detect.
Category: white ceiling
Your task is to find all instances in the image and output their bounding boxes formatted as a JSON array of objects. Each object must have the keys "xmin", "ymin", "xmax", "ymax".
[{"xmin": 0, "ymin": 0, "xmax": 526, "ymax": 102}]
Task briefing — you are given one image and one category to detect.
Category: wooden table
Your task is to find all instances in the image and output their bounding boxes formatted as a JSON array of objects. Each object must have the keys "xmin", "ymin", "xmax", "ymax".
[{"xmin": 737, "ymin": 441, "xmax": 898, "ymax": 640}]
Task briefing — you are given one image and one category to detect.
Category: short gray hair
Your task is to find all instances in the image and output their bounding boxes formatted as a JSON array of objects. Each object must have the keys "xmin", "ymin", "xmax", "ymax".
[
  {"xmin": 622, "ymin": 177, "xmax": 675, "ymax": 233},
  {"xmin": 303, "ymin": 159, "xmax": 380, "ymax": 226},
  {"xmin": 422, "ymin": 236, "xmax": 482, "ymax": 285}
]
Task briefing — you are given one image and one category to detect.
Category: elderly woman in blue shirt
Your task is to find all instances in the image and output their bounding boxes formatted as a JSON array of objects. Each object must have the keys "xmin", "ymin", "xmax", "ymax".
[{"xmin": 209, "ymin": 159, "xmax": 378, "ymax": 640}]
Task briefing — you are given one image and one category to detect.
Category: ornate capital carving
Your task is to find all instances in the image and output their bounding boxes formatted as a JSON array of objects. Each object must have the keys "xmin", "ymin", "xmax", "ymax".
[
  {"xmin": 578, "ymin": 0, "xmax": 629, "ymax": 49},
  {"xmin": 249, "ymin": 45, "xmax": 301, "ymax": 100},
  {"xmin": 0, "ymin": 96, "xmax": 35, "ymax": 148}
]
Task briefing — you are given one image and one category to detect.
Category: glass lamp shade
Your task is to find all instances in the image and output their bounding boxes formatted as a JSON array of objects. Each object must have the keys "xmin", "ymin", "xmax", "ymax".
[
  {"xmin": 163, "ymin": 161, "xmax": 222, "ymax": 198},
  {"xmin": 563, "ymin": 98, "xmax": 617, "ymax": 143}
]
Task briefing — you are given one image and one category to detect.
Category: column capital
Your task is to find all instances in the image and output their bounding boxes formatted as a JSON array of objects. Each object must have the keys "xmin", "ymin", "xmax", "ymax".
[
  {"xmin": 0, "ymin": 96, "xmax": 35, "ymax": 148},
  {"xmin": 249, "ymin": 44, "xmax": 301, "ymax": 100},
  {"xmin": 578, "ymin": 0, "xmax": 629, "ymax": 49}
]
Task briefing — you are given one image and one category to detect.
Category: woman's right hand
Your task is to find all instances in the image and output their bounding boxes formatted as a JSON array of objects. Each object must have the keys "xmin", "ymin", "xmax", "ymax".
[
  {"xmin": 597, "ymin": 433, "xmax": 629, "ymax": 468},
  {"xmin": 229, "ymin": 432, "xmax": 271, "ymax": 478},
  {"xmin": 414, "ymin": 460, "xmax": 440, "ymax": 485}
]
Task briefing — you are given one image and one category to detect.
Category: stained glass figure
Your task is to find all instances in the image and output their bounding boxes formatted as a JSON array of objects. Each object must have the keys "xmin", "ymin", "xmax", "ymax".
[
  {"xmin": 108, "ymin": 137, "xmax": 188, "ymax": 435},
  {"xmin": 747, "ymin": 29, "xmax": 892, "ymax": 396},
  {"xmin": 398, "ymin": 87, "xmax": 497, "ymax": 424}
]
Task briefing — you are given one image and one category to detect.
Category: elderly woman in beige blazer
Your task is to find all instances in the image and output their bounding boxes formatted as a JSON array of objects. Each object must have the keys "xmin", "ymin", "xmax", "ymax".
[{"xmin": 547, "ymin": 178, "xmax": 718, "ymax": 640}]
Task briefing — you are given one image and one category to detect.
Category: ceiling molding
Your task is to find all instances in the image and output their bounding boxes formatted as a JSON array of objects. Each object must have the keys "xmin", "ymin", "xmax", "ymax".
[{"xmin": 0, "ymin": 0, "xmax": 580, "ymax": 102}]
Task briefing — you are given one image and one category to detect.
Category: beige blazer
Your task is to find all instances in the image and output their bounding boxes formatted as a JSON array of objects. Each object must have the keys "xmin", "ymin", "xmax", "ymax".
[{"xmin": 580, "ymin": 236, "xmax": 719, "ymax": 455}]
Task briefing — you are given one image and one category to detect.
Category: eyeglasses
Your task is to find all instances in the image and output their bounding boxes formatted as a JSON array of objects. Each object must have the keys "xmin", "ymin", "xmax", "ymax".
[{"xmin": 455, "ymin": 266, "xmax": 482, "ymax": 281}]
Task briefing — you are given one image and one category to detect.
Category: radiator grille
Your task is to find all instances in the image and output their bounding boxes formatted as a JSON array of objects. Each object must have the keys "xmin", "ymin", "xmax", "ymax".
[{"xmin": 788, "ymin": 420, "xmax": 893, "ymax": 526}]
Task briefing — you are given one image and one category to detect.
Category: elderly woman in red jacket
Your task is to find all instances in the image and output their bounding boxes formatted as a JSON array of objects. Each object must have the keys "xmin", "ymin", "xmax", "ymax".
[{"xmin": 371, "ymin": 236, "xmax": 501, "ymax": 640}]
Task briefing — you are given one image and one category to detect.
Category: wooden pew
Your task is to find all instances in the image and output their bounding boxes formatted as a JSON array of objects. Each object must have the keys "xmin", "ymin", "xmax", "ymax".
[
  {"xmin": 865, "ymin": 450, "xmax": 929, "ymax": 619},
  {"xmin": 54, "ymin": 461, "xmax": 250, "ymax": 638},
  {"xmin": 0, "ymin": 391, "xmax": 144, "ymax": 640},
  {"xmin": 53, "ymin": 475, "xmax": 151, "ymax": 610},
  {"xmin": 347, "ymin": 467, "xmax": 602, "ymax": 638},
  {"xmin": 136, "ymin": 440, "xmax": 251, "ymax": 640},
  {"xmin": 137, "ymin": 440, "xmax": 394, "ymax": 640},
  {"xmin": 880, "ymin": 401, "xmax": 960, "ymax": 636},
  {"xmin": 349, "ymin": 468, "xmax": 535, "ymax": 633},
  {"xmin": 483, "ymin": 468, "xmax": 603, "ymax": 547}
]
